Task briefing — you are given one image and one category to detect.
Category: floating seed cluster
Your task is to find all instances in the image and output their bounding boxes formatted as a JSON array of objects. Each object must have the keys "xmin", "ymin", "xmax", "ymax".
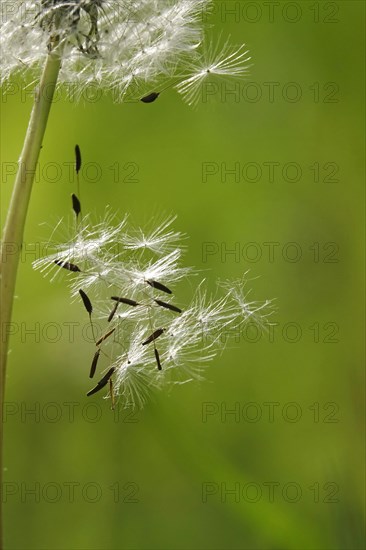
[{"xmin": 33, "ymin": 146, "xmax": 271, "ymax": 408}]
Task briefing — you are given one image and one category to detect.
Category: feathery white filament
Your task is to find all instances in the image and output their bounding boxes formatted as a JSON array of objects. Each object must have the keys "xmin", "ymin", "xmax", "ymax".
[{"xmin": 177, "ymin": 36, "xmax": 252, "ymax": 105}]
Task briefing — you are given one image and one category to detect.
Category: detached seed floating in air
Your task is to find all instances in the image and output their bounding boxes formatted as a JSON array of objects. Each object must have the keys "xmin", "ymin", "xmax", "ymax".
[
  {"xmin": 111, "ymin": 296, "xmax": 140, "ymax": 307},
  {"xmin": 71, "ymin": 193, "xmax": 81, "ymax": 216},
  {"xmin": 75, "ymin": 144, "xmax": 82, "ymax": 174},
  {"xmin": 154, "ymin": 299, "xmax": 182, "ymax": 314},
  {"xmin": 95, "ymin": 328, "xmax": 115, "ymax": 347},
  {"xmin": 146, "ymin": 280, "xmax": 172, "ymax": 295},
  {"xmin": 142, "ymin": 328, "xmax": 165, "ymax": 346},
  {"xmin": 54, "ymin": 260, "xmax": 81, "ymax": 272},
  {"xmin": 154, "ymin": 348, "xmax": 162, "ymax": 370},
  {"xmin": 79, "ymin": 289, "xmax": 93, "ymax": 315},
  {"xmin": 141, "ymin": 92, "xmax": 160, "ymax": 103},
  {"xmin": 107, "ymin": 302, "xmax": 119, "ymax": 323},
  {"xmin": 87, "ymin": 367, "xmax": 115, "ymax": 396},
  {"xmin": 89, "ymin": 349, "xmax": 101, "ymax": 379}
]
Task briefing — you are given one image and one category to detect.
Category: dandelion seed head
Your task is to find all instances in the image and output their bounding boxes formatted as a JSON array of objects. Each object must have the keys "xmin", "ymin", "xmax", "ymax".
[
  {"xmin": 1, "ymin": 1, "xmax": 251, "ymax": 103},
  {"xmin": 1, "ymin": 1, "xmax": 208, "ymax": 96}
]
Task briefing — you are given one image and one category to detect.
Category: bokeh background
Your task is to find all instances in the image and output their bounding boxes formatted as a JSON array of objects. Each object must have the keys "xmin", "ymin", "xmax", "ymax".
[{"xmin": 1, "ymin": 1, "xmax": 364, "ymax": 549}]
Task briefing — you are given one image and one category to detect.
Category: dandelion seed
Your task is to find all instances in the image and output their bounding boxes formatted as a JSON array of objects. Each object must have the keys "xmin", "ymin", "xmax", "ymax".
[
  {"xmin": 79, "ymin": 289, "xmax": 93, "ymax": 315},
  {"xmin": 75, "ymin": 144, "xmax": 81, "ymax": 174},
  {"xmin": 95, "ymin": 328, "xmax": 115, "ymax": 347},
  {"xmin": 177, "ymin": 37, "xmax": 251, "ymax": 106},
  {"xmin": 142, "ymin": 328, "xmax": 165, "ymax": 346},
  {"xmin": 154, "ymin": 348, "xmax": 162, "ymax": 370},
  {"xmin": 54, "ymin": 259, "xmax": 81, "ymax": 272},
  {"xmin": 90, "ymin": 349, "xmax": 101, "ymax": 379},
  {"xmin": 111, "ymin": 297, "xmax": 140, "ymax": 307},
  {"xmin": 108, "ymin": 302, "xmax": 119, "ymax": 323},
  {"xmin": 71, "ymin": 193, "xmax": 81, "ymax": 217},
  {"xmin": 87, "ymin": 367, "xmax": 115, "ymax": 396},
  {"xmin": 141, "ymin": 92, "xmax": 160, "ymax": 103},
  {"xmin": 146, "ymin": 280, "xmax": 172, "ymax": 295},
  {"xmin": 155, "ymin": 299, "xmax": 182, "ymax": 314}
]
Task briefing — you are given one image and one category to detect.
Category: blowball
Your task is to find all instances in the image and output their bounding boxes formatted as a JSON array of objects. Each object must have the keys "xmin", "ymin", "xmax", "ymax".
[{"xmin": 0, "ymin": 1, "xmax": 251, "ymax": 103}]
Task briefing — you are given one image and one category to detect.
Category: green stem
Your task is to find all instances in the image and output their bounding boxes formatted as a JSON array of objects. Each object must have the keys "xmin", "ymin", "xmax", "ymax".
[{"xmin": 0, "ymin": 47, "xmax": 63, "ymax": 549}]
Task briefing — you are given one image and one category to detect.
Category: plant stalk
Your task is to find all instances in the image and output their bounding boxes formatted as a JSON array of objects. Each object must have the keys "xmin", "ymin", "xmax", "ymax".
[{"xmin": 0, "ymin": 47, "xmax": 63, "ymax": 549}]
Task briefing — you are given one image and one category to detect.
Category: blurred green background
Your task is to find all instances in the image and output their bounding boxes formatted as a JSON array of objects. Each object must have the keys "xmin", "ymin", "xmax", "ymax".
[{"xmin": 1, "ymin": 1, "xmax": 364, "ymax": 549}]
